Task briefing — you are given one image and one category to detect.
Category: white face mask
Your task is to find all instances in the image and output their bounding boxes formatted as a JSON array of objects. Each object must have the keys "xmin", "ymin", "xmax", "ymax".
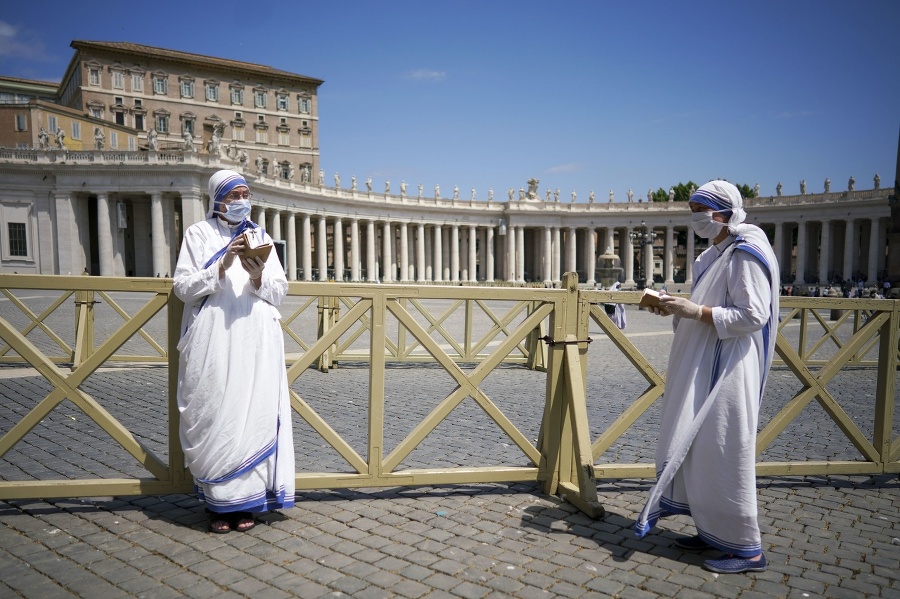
[
  {"xmin": 691, "ymin": 211, "xmax": 727, "ymax": 238},
  {"xmin": 216, "ymin": 199, "xmax": 251, "ymax": 223}
]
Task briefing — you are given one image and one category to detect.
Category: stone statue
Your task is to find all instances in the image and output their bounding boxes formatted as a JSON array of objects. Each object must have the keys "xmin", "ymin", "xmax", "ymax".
[
  {"xmin": 38, "ymin": 127, "xmax": 50, "ymax": 150},
  {"xmin": 55, "ymin": 127, "xmax": 66, "ymax": 150},
  {"xmin": 874, "ymin": 173, "xmax": 880, "ymax": 189},
  {"xmin": 470, "ymin": 188, "xmax": 476, "ymax": 201},
  {"xmin": 488, "ymin": 188, "xmax": 494, "ymax": 201},
  {"xmin": 435, "ymin": 184, "xmax": 441, "ymax": 199},
  {"xmin": 334, "ymin": 172, "xmax": 341, "ymax": 188},
  {"xmin": 753, "ymin": 183, "xmax": 760, "ymax": 197},
  {"xmin": 93, "ymin": 127, "xmax": 105, "ymax": 150},
  {"xmin": 300, "ymin": 164, "xmax": 310, "ymax": 182},
  {"xmin": 255, "ymin": 155, "xmax": 263, "ymax": 172},
  {"xmin": 453, "ymin": 186, "xmax": 459, "ymax": 200},
  {"xmin": 417, "ymin": 183, "xmax": 423, "ymax": 198},
  {"xmin": 239, "ymin": 150, "xmax": 249, "ymax": 169},
  {"xmin": 668, "ymin": 188, "xmax": 674, "ymax": 202},
  {"xmin": 287, "ymin": 163, "xmax": 294, "ymax": 180},
  {"xmin": 847, "ymin": 176, "xmax": 855, "ymax": 191},
  {"xmin": 385, "ymin": 180, "xmax": 390, "ymax": 194},
  {"xmin": 526, "ymin": 178, "xmax": 539, "ymax": 200},
  {"xmin": 824, "ymin": 178, "xmax": 830, "ymax": 193},
  {"xmin": 366, "ymin": 177, "xmax": 372, "ymax": 192},
  {"xmin": 800, "ymin": 179, "xmax": 806, "ymax": 194},
  {"xmin": 508, "ymin": 188, "xmax": 514, "ymax": 201},
  {"xmin": 589, "ymin": 190, "xmax": 595, "ymax": 203},
  {"xmin": 608, "ymin": 190, "xmax": 614, "ymax": 203},
  {"xmin": 208, "ymin": 124, "xmax": 223, "ymax": 156},
  {"xmin": 553, "ymin": 188, "xmax": 560, "ymax": 202},
  {"xmin": 400, "ymin": 181, "xmax": 407, "ymax": 196},
  {"xmin": 182, "ymin": 130, "xmax": 194, "ymax": 152},
  {"xmin": 689, "ymin": 185, "xmax": 695, "ymax": 197},
  {"xmin": 520, "ymin": 188, "xmax": 526, "ymax": 201},
  {"xmin": 647, "ymin": 189, "xmax": 652, "ymax": 203},
  {"xmin": 546, "ymin": 189, "xmax": 552, "ymax": 202},
  {"xmin": 627, "ymin": 189, "xmax": 634, "ymax": 203},
  {"xmin": 776, "ymin": 182, "xmax": 782, "ymax": 196},
  {"xmin": 351, "ymin": 176, "xmax": 357, "ymax": 190},
  {"xmin": 318, "ymin": 169, "xmax": 324, "ymax": 186},
  {"xmin": 147, "ymin": 128, "xmax": 159, "ymax": 151},
  {"xmin": 571, "ymin": 190, "xmax": 576, "ymax": 202}
]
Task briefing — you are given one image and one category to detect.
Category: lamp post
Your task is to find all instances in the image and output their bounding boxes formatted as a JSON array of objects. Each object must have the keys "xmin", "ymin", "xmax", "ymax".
[{"xmin": 628, "ymin": 221, "xmax": 657, "ymax": 289}]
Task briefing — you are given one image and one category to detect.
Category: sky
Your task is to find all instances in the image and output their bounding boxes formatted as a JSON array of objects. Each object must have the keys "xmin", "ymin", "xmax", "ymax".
[{"xmin": 2, "ymin": 1, "xmax": 898, "ymax": 201}]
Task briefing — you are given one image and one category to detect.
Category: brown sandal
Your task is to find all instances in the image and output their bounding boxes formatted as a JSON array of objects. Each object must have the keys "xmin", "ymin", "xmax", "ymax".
[
  {"xmin": 232, "ymin": 512, "xmax": 256, "ymax": 532},
  {"xmin": 206, "ymin": 509, "xmax": 232, "ymax": 534}
]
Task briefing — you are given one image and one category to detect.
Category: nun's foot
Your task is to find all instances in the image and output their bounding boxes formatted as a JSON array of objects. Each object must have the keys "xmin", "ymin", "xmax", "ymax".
[{"xmin": 232, "ymin": 512, "xmax": 256, "ymax": 532}]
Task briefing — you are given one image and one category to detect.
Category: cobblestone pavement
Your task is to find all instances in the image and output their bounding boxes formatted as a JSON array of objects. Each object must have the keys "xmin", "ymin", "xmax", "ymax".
[{"xmin": 0, "ymin": 300, "xmax": 898, "ymax": 598}]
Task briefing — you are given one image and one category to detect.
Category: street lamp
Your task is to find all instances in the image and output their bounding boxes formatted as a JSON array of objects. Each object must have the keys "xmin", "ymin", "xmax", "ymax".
[{"xmin": 628, "ymin": 221, "xmax": 657, "ymax": 289}]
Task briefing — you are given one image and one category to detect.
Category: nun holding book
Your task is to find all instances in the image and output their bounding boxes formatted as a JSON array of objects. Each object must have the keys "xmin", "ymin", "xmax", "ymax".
[{"xmin": 173, "ymin": 169, "xmax": 294, "ymax": 534}]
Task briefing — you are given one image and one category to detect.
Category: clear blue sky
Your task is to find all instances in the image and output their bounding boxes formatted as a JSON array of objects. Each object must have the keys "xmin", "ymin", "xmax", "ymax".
[{"xmin": 3, "ymin": 1, "xmax": 898, "ymax": 200}]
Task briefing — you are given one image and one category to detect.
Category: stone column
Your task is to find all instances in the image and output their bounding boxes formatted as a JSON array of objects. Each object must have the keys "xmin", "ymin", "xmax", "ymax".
[
  {"xmin": 586, "ymin": 227, "xmax": 596, "ymax": 287},
  {"xmin": 350, "ymin": 219, "xmax": 360, "ymax": 282},
  {"xmin": 623, "ymin": 227, "xmax": 635, "ymax": 287},
  {"xmin": 382, "ymin": 221, "xmax": 393, "ymax": 283},
  {"xmin": 442, "ymin": 227, "xmax": 451, "ymax": 281},
  {"xmin": 433, "ymin": 225, "xmax": 443, "ymax": 282},
  {"xmin": 795, "ymin": 222, "xmax": 807, "ymax": 285},
  {"xmin": 468, "ymin": 225, "xmax": 477, "ymax": 282},
  {"xmin": 685, "ymin": 230, "xmax": 695, "ymax": 285},
  {"xmin": 516, "ymin": 226, "xmax": 526, "ymax": 284},
  {"xmin": 270, "ymin": 209, "xmax": 282, "ymax": 242},
  {"xmin": 285, "ymin": 212, "xmax": 297, "ymax": 280},
  {"xmin": 842, "ymin": 219, "xmax": 857, "ymax": 282},
  {"xmin": 866, "ymin": 218, "xmax": 882, "ymax": 286},
  {"xmin": 96, "ymin": 192, "xmax": 114, "ymax": 276},
  {"xmin": 451, "ymin": 224, "xmax": 460, "ymax": 283},
  {"xmin": 416, "ymin": 223, "xmax": 426, "ymax": 283},
  {"xmin": 566, "ymin": 227, "xmax": 577, "ymax": 276},
  {"xmin": 424, "ymin": 226, "xmax": 433, "ymax": 281},
  {"xmin": 485, "ymin": 226, "xmax": 495, "ymax": 282},
  {"xmin": 317, "ymin": 215, "xmax": 328, "ymax": 281},
  {"xmin": 818, "ymin": 220, "xmax": 831, "ymax": 285},
  {"xmin": 505, "ymin": 224, "xmax": 516, "ymax": 283},
  {"xmin": 301, "ymin": 213, "xmax": 312, "ymax": 281},
  {"xmin": 399, "ymin": 222, "xmax": 409, "ymax": 282},
  {"xmin": 150, "ymin": 192, "xmax": 167, "ymax": 278},
  {"xmin": 541, "ymin": 227, "xmax": 552, "ymax": 285},
  {"xmin": 333, "ymin": 217, "xmax": 344, "ymax": 281},
  {"xmin": 552, "ymin": 227, "xmax": 561, "ymax": 285},
  {"xmin": 773, "ymin": 221, "xmax": 784, "ymax": 269},
  {"xmin": 664, "ymin": 225, "xmax": 675, "ymax": 285},
  {"xmin": 367, "ymin": 220, "xmax": 377, "ymax": 282}
]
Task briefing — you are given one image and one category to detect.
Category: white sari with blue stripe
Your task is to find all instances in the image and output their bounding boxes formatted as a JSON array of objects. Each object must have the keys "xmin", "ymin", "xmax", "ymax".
[
  {"xmin": 173, "ymin": 216, "xmax": 295, "ymax": 513},
  {"xmin": 635, "ymin": 225, "xmax": 779, "ymax": 557}
]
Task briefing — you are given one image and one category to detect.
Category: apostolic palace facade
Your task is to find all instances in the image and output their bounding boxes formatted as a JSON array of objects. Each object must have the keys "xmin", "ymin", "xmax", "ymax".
[{"xmin": 1, "ymin": 41, "xmax": 898, "ymax": 291}]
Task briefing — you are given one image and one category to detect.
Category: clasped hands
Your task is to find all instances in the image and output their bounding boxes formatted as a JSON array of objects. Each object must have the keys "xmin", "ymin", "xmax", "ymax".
[
  {"xmin": 649, "ymin": 292, "xmax": 704, "ymax": 320},
  {"xmin": 220, "ymin": 236, "xmax": 265, "ymax": 282}
]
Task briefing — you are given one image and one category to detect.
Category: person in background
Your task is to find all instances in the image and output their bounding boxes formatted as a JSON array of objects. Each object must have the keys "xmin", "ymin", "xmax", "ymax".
[
  {"xmin": 634, "ymin": 180, "xmax": 779, "ymax": 574},
  {"xmin": 173, "ymin": 169, "xmax": 295, "ymax": 534}
]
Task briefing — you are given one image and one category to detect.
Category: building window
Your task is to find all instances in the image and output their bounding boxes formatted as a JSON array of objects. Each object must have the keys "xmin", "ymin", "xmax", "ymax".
[
  {"xmin": 115, "ymin": 111, "xmax": 125, "ymax": 126},
  {"xmin": 15, "ymin": 114, "xmax": 26, "ymax": 131},
  {"xmin": 279, "ymin": 162, "xmax": 290, "ymax": 179},
  {"xmin": 232, "ymin": 124, "xmax": 245, "ymax": 141},
  {"xmin": 135, "ymin": 99, "xmax": 142, "ymax": 108},
  {"xmin": 298, "ymin": 97, "xmax": 311, "ymax": 114},
  {"xmin": 183, "ymin": 119, "xmax": 195, "ymax": 135},
  {"xmin": 180, "ymin": 80, "xmax": 194, "ymax": 98},
  {"xmin": 128, "ymin": 136, "xmax": 135, "ymax": 151},
  {"xmin": 132, "ymin": 73, "xmax": 143, "ymax": 92},
  {"xmin": 261, "ymin": 159, "xmax": 268, "ymax": 175},
  {"xmin": 205, "ymin": 83, "xmax": 218, "ymax": 102},
  {"xmin": 48, "ymin": 116, "xmax": 57, "ymax": 133},
  {"xmin": 277, "ymin": 94, "xmax": 288, "ymax": 111},
  {"xmin": 254, "ymin": 90, "xmax": 267, "ymax": 108},
  {"xmin": 134, "ymin": 114, "xmax": 144, "ymax": 131},
  {"xmin": 71, "ymin": 122, "xmax": 81, "ymax": 139},
  {"xmin": 89, "ymin": 68, "xmax": 101, "ymax": 86},
  {"xmin": 8, "ymin": 223, "xmax": 27, "ymax": 257},
  {"xmin": 90, "ymin": 106, "xmax": 103, "ymax": 119},
  {"xmin": 231, "ymin": 87, "xmax": 243, "ymax": 105},
  {"xmin": 112, "ymin": 71, "xmax": 124, "ymax": 89},
  {"xmin": 153, "ymin": 76, "xmax": 168, "ymax": 95},
  {"xmin": 110, "ymin": 132, "xmax": 118, "ymax": 149},
  {"xmin": 255, "ymin": 128, "xmax": 267, "ymax": 143},
  {"xmin": 278, "ymin": 131, "xmax": 290, "ymax": 146},
  {"xmin": 156, "ymin": 114, "xmax": 169, "ymax": 133}
]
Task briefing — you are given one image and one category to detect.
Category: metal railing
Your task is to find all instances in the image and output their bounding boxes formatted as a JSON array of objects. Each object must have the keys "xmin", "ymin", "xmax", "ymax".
[{"xmin": 0, "ymin": 273, "xmax": 896, "ymax": 516}]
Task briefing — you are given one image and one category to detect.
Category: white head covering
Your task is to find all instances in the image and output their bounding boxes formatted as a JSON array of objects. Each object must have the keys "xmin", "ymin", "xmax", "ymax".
[
  {"xmin": 688, "ymin": 180, "xmax": 747, "ymax": 226},
  {"xmin": 206, "ymin": 169, "xmax": 248, "ymax": 218}
]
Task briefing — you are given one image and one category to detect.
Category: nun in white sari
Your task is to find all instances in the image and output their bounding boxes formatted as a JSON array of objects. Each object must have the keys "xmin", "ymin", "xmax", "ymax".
[
  {"xmin": 634, "ymin": 181, "xmax": 779, "ymax": 574},
  {"xmin": 174, "ymin": 170, "xmax": 295, "ymax": 533}
]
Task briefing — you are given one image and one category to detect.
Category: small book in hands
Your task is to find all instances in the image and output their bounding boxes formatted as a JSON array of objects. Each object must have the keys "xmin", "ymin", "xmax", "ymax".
[
  {"xmin": 638, "ymin": 288, "xmax": 662, "ymax": 309},
  {"xmin": 241, "ymin": 230, "xmax": 272, "ymax": 261}
]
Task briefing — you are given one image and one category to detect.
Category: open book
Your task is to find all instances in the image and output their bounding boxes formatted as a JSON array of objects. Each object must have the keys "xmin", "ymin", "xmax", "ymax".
[
  {"xmin": 241, "ymin": 229, "xmax": 272, "ymax": 261},
  {"xmin": 638, "ymin": 288, "xmax": 662, "ymax": 308}
]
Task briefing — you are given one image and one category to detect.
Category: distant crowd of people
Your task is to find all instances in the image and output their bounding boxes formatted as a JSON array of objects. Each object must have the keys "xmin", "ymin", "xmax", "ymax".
[{"xmin": 780, "ymin": 278, "xmax": 893, "ymax": 299}]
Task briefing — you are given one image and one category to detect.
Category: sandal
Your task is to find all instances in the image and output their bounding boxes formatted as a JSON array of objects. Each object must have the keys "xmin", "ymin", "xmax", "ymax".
[
  {"xmin": 232, "ymin": 512, "xmax": 256, "ymax": 532},
  {"xmin": 206, "ymin": 509, "xmax": 232, "ymax": 534}
]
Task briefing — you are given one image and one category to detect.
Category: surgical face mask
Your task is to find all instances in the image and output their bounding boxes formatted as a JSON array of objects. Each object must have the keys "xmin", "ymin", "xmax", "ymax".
[
  {"xmin": 691, "ymin": 210, "xmax": 727, "ymax": 238},
  {"xmin": 216, "ymin": 199, "xmax": 251, "ymax": 223}
]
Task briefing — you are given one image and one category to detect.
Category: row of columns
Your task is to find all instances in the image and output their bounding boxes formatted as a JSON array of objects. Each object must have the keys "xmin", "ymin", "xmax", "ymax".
[{"xmin": 85, "ymin": 192, "xmax": 890, "ymax": 287}]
